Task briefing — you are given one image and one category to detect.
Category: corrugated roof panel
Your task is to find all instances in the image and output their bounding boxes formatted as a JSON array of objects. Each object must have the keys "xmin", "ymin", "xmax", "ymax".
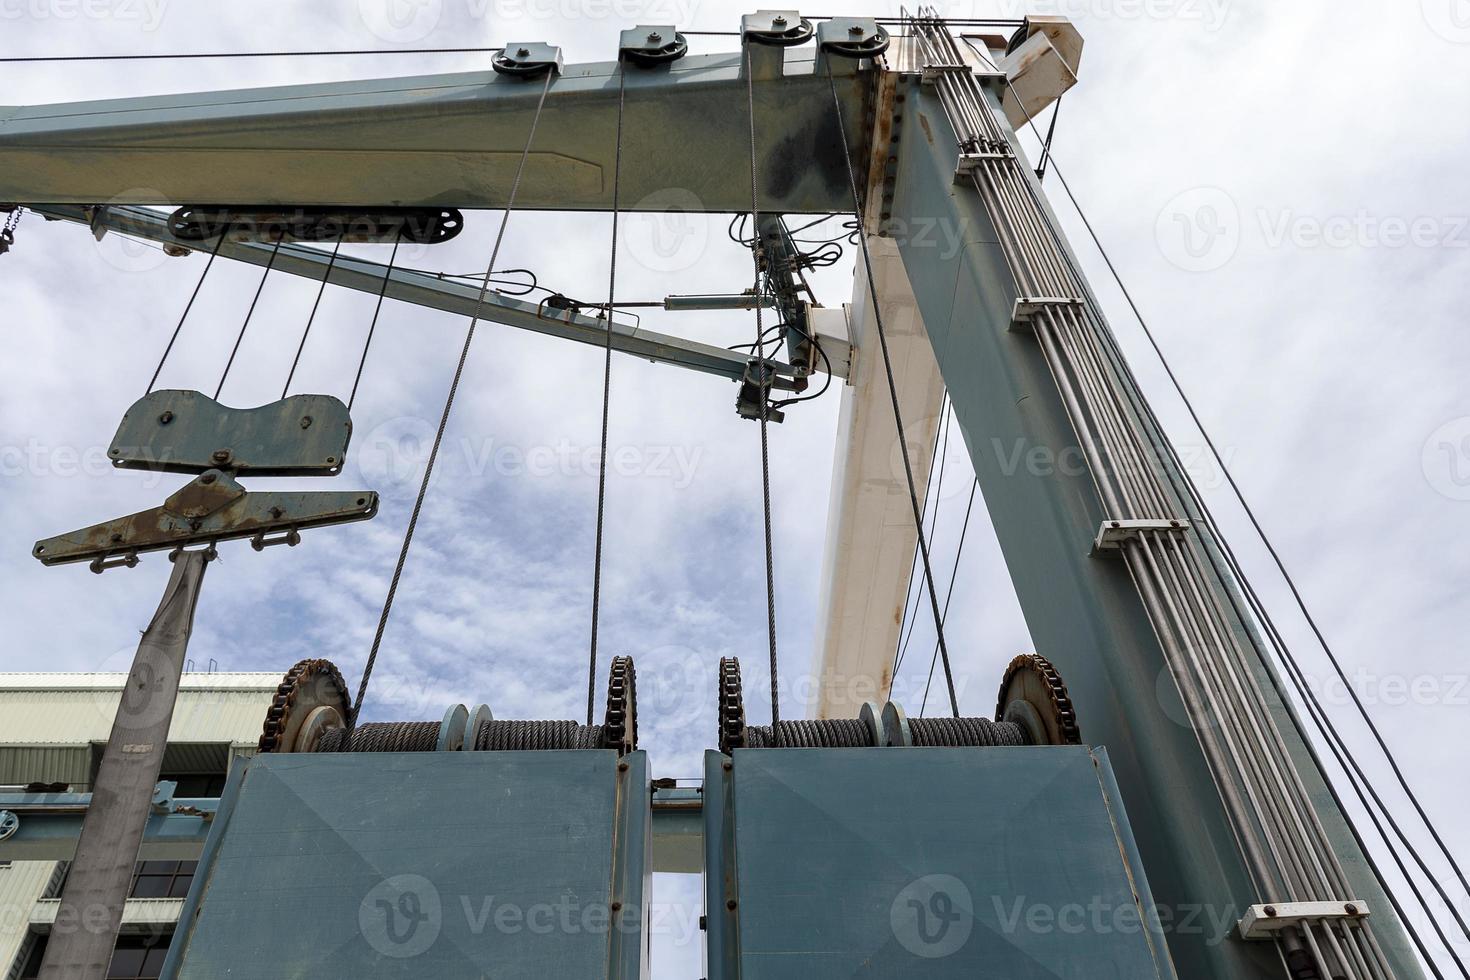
[
  {"xmin": 0, "ymin": 685, "xmax": 275, "ymax": 745},
  {"xmin": 0, "ymin": 745, "xmax": 90, "ymax": 787}
]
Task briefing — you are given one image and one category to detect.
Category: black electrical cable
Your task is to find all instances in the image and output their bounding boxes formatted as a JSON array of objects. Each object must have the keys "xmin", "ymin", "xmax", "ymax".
[
  {"xmin": 744, "ymin": 46, "xmax": 783, "ymax": 742},
  {"xmin": 346, "ymin": 234, "xmax": 402, "ymax": 411},
  {"xmin": 825, "ymin": 59, "xmax": 960, "ymax": 717},
  {"xmin": 587, "ymin": 69, "xmax": 626, "ymax": 727},
  {"xmin": 281, "ymin": 236, "xmax": 343, "ymax": 399},
  {"xmin": 351, "ymin": 69, "xmax": 554, "ymax": 727},
  {"xmin": 214, "ymin": 232, "xmax": 282, "ymax": 401},
  {"xmin": 146, "ymin": 232, "xmax": 224, "ymax": 394}
]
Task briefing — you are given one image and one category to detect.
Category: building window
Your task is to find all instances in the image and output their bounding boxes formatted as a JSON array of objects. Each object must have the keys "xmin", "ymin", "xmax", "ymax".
[
  {"xmin": 129, "ymin": 860, "xmax": 197, "ymax": 899},
  {"xmin": 20, "ymin": 935, "xmax": 172, "ymax": 979},
  {"xmin": 157, "ymin": 772, "xmax": 226, "ymax": 798},
  {"xmin": 104, "ymin": 937, "xmax": 171, "ymax": 979}
]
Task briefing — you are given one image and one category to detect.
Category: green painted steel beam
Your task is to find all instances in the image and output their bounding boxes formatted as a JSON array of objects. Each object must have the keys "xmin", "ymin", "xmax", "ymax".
[
  {"xmin": 885, "ymin": 74, "xmax": 1420, "ymax": 979},
  {"xmin": 0, "ymin": 51, "xmax": 872, "ymax": 213},
  {"xmin": 30, "ymin": 204, "xmax": 805, "ymax": 383}
]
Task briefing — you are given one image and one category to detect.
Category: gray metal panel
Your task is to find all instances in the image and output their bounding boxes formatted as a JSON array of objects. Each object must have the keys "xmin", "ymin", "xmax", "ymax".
[
  {"xmin": 710, "ymin": 747, "xmax": 1174, "ymax": 979},
  {"xmin": 0, "ymin": 53, "xmax": 870, "ymax": 213},
  {"xmin": 165, "ymin": 750, "xmax": 648, "ymax": 979},
  {"xmin": 109, "ymin": 390, "xmax": 353, "ymax": 477}
]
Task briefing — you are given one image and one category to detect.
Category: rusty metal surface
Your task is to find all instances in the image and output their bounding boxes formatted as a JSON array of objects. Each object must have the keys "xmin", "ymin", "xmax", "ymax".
[
  {"xmin": 109, "ymin": 390, "xmax": 353, "ymax": 476},
  {"xmin": 32, "ymin": 470, "xmax": 377, "ymax": 566}
]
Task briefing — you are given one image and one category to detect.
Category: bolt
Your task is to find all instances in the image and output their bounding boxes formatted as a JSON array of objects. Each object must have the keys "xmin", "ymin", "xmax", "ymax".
[
  {"xmin": 618, "ymin": 760, "xmax": 629, "ymax": 772},
  {"xmin": 610, "ymin": 901, "xmax": 623, "ymax": 912},
  {"xmin": 211, "ymin": 449, "xmax": 231, "ymax": 464},
  {"xmin": 158, "ymin": 411, "xmax": 174, "ymax": 424},
  {"xmin": 1111, "ymin": 520, "xmax": 1121, "ymax": 528},
  {"xmin": 326, "ymin": 456, "xmax": 337, "ymax": 465},
  {"xmin": 772, "ymin": 15, "xmax": 787, "ymax": 26},
  {"xmin": 110, "ymin": 533, "xmax": 123, "ymax": 543},
  {"xmin": 722, "ymin": 760, "xmax": 733, "ymax": 771},
  {"xmin": 1263, "ymin": 905, "xmax": 1277, "ymax": 917},
  {"xmin": 516, "ymin": 47, "xmax": 530, "ymax": 58},
  {"xmin": 726, "ymin": 899, "xmax": 738, "ymax": 910},
  {"xmin": 647, "ymin": 31, "xmax": 662, "ymax": 42},
  {"xmin": 300, "ymin": 415, "xmax": 313, "ymax": 429},
  {"xmin": 1345, "ymin": 904, "xmax": 1359, "ymax": 915},
  {"xmin": 850, "ymin": 25, "xmax": 865, "ymax": 35},
  {"xmin": 269, "ymin": 506, "xmax": 283, "ymax": 519},
  {"xmin": 200, "ymin": 472, "xmax": 217, "ymax": 485}
]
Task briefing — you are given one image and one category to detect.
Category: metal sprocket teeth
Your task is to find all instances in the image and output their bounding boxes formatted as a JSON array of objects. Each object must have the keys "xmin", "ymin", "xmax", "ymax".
[
  {"xmin": 258, "ymin": 658, "xmax": 351, "ymax": 753},
  {"xmin": 994, "ymin": 653, "xmax": 1081, "ymax": 746}
]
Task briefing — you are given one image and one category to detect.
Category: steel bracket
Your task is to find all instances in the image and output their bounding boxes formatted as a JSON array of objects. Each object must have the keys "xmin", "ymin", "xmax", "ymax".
[
  {"xmin": 1007, "ymin": 295, "xmax": 1084, "ymax": 331},
  {"xmin": 1238, "ymin": 901, "xmax": 1369, "ymax": 940},
  {"xmin": 1093, "ymin": 519, "xmax": 1190, "ymax": 553},
  {"xmin": 33, "ymin": 470, "xmax": 378, "ymax": 567},
  {"xmin": 956, "ymin": 149, "xmax": 1017, "ymax": 181},
  {"xmin": 492, "ymin": 42, "xmax": 563, "ymax": 78}
]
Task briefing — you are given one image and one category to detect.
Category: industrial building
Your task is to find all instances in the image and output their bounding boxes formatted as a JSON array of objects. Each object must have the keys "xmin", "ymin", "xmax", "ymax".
[{"xmin": 0, "ymin": 673, "xmax": 278, "ymax": 978}]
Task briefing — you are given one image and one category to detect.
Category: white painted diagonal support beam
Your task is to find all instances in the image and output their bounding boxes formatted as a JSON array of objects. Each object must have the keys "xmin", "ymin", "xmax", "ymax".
[{"xmin": 810, "ymin": 236, "xmax": 944, "ymax": 718}]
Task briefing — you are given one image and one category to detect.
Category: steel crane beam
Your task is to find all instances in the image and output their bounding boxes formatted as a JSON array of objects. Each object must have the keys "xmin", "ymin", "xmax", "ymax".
[
  {"xmin": 29, "ymin": 204, "xmax": 822, "ymax": 384},
  {"xmin": 0, "ymin": 52, "xmax": 871, "ymax": 213}
]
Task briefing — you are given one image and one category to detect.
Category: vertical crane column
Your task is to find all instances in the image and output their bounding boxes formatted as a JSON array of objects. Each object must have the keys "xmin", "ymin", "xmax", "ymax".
[{"xmin": 880, "ymin": 19, "xmax": 1419, "ymax": 980}]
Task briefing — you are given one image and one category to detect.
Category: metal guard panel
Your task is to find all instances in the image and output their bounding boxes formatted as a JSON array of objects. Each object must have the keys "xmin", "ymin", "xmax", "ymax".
[
  {"xmin": 164, "ymin": 751, "xmax": 649, "ymax": 980},
  {"xmin": 713, "ymin": 747, "xmax": 1175, "ymax": 979},
  {"xmin": 110, "ymin": 390, "xmax": 352, "ymax": 476}
]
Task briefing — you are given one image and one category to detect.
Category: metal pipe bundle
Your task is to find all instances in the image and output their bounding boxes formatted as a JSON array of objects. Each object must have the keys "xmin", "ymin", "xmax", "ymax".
[{"xmin": 905, "ymin": 18, "xmax": 1388, "ymax": 978}]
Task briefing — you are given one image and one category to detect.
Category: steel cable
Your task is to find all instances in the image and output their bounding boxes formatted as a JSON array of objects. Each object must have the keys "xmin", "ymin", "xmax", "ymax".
[
  {"xmin": 346, "ymin": 232, "xmax": 402, "ymax": 411},
  {"xmin": 588, "ymin": 69, "xmax": 625, "ymax": 726},
  {"xmin": 147, "ymin": 232, "xmax": 225, "ymax": 394},
  {"xmin": 281, "ymin": 236, "xmax": 343, "ymax": 398},
  {"xmin": 824, "ymin": 59, "xmax": 960, "ymax": 717},
  {"xmin": 350, "ymin": 70, "xmax": 555, "ymax": 727},
  {"xmin": 214, "ymin": 232, "xmax": 282, "ymax": 401},
  {"xmin": 744, "ymin": 47, "xmax": 783, "ymax": 742}
]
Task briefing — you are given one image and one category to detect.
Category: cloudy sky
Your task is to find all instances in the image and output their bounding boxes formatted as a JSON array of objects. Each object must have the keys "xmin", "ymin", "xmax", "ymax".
[{"xmin": 2, "ymin": 0, "xmax": 1468, "ymax": 975}]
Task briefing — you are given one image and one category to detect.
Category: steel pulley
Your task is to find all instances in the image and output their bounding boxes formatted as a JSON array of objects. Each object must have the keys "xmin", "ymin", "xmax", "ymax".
[
  {"xmin": 741, "ymin": 12, "xmax": 816, "ymax": 47},
  {"xmin": 619, "ymin": 26, "xmax": 689, "ymax": 67}
]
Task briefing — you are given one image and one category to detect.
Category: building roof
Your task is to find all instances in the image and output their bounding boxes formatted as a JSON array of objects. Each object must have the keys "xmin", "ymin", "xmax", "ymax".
[{"xmin": 0, "ymin": 672, "xmax": 280, "ymax": 747}]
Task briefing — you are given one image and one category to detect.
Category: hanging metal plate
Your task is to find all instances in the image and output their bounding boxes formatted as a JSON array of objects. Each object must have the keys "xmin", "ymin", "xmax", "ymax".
[
  {"xmin": 32, "ymin": 470, "xmax": 378, "ymax": 567},
  {"xmin": 109, "ymin": 390, "xmax": 352, "ymax": 476}
]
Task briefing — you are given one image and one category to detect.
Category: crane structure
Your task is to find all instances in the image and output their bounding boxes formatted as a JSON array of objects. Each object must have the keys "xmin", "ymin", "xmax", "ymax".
[{"xmin": 0, "ymin": 10, "xmax": 1445, "ymax": 980}]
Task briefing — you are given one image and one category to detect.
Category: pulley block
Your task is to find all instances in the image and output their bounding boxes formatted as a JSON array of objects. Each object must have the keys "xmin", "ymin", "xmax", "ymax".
[
  {"xmin": 619, "ymin": 26, "xmax": 689, "ymax": 67},
  {"xmin": 816, "ymin": 18, "xmax": 891, "ymax": 59},
  {"xmin": 741, "ymin": 10, "xmax": 815, "ymax": 47},
  {"xmin": 492, "ymin": 41, "xmax": 563, "ymax": 77}
]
